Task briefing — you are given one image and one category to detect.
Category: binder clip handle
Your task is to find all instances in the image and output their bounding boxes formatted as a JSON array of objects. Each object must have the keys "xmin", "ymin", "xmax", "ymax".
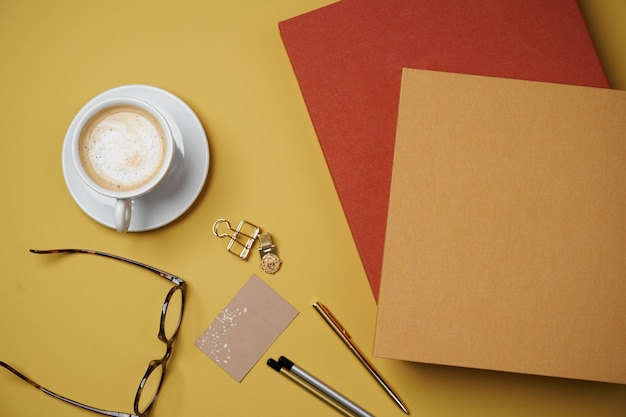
[{"xmin": 212, "ymin": 218, "xmax": 232, "ymax": 238}]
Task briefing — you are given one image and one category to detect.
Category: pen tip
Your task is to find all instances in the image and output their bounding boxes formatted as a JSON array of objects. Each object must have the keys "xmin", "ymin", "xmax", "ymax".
[
  {"xmin": 267, "ymin": 358, "xmax": 282, "ymax": 372},
  {"xmin": 278, "ymin": 356, "xmax": 294, "ymax": 370}
]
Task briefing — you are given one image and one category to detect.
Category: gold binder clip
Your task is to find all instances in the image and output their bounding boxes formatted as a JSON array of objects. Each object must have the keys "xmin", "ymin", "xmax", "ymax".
[
  {"xmin": 212, "ymin": 218, "xmax": 282, "ymax": 273},
  {"xmin": 212, "ymin": 218, "xmax": 260, "ymax": 260}
]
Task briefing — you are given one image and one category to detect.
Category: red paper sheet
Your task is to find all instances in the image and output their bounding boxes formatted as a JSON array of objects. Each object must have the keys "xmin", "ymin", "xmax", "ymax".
[{"xmin": 279, "ymin": 0, "xmax": 608, "ymax": 300}]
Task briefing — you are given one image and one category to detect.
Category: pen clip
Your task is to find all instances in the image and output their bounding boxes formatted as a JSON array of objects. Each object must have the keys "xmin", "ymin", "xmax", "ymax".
[{"xmin": 313, "ymin": 302, "xmax": 351, "ymax": 343}]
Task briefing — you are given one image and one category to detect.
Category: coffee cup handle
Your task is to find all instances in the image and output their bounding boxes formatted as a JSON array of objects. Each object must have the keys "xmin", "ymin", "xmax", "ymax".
[{"xmin": 115, "ymin": 198, "xmax": 132, "ymax": 233}]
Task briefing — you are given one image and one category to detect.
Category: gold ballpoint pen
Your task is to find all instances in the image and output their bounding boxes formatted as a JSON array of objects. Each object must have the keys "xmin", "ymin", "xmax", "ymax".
[{"xmin": 313, "ymin": 301, "xmax": 409, "ymax": 414}]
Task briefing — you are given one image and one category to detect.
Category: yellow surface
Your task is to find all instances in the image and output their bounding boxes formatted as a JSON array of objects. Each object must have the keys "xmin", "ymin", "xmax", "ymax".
[
  {"xmin": 0, "ymin": 1, "xmax": 624, "ymax": 417},
  {"xmin": 579, "ymin": 0, "xmax": 626, "ymax": 90}
]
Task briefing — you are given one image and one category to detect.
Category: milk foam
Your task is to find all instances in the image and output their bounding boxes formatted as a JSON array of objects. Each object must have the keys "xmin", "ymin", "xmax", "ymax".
[{"xmin": 80, "ymin": 106, "xmax": 166, "ymax": 191}]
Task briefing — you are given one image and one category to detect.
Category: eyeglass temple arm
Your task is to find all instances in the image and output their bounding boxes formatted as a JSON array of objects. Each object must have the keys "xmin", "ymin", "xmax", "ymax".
[
  {"xmin": 1, "ymin": 361, "xmax": 137, "ymax": 417},
  {"xmin": 29, "ymin": 249, "xmax": 185, "ymax": 286}
]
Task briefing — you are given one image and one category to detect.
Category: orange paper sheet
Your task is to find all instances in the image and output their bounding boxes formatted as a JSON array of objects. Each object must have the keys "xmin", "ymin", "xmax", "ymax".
[{"xmin": 374, "ymin": 69, "xmax": 626, "ymax": 384}]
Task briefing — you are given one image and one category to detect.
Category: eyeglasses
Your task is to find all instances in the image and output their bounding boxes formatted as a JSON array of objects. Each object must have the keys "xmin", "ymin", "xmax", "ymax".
[{"xmin": 0, "ymin": 248, "xmax": 186, "ymax": 417}]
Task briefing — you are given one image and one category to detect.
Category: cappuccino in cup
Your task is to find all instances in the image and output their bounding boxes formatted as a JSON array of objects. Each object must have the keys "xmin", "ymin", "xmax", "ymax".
[
  {"xmin": 71, "ymin": 97, "xmax": 175, "ymax": 232},
  {"xmin": 78, "ymin": 105, "xmax": 168, "ymax": 192}
]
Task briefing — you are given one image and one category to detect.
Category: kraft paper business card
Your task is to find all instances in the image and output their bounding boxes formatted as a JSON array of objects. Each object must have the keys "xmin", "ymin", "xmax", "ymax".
[{"xmin": 195, "ymin": 275, "xmax": 298, "ymax": 382}]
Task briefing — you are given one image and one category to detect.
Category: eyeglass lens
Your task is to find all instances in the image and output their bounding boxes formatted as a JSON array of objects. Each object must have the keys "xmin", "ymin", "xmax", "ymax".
[
  {"xmin": 162, "ymin": 286, "xmax": 184, "ymax": 341},
  {"xmin": 137, "ymin": 362, "xmax": 165, "ymax": 414},
  {"xmin": 136, "ymin": 285, "xmax": 185, "ymax": 415}
]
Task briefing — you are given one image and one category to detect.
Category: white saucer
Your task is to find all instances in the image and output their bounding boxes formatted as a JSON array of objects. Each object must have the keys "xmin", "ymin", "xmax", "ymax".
[{"xmin": 62, "ymin": 85, "xmax": 210, "ymax": 231}]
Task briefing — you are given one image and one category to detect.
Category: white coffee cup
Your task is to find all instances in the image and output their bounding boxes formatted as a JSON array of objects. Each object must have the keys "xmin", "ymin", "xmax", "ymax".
[{"xmin": 71, "ymin": 97, "xmax": 176, "ymax": 232}]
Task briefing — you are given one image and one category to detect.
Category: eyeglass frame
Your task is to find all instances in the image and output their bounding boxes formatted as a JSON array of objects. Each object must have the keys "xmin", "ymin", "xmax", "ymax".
[{"xmin": 0, "ymin": 248, "xmax": 187, "ymax": 417}]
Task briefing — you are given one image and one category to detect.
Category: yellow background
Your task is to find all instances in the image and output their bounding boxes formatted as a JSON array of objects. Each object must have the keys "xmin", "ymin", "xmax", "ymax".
[{"xmin": 0, "ymin": 1, "xmax": 624, "ymax": 416}]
